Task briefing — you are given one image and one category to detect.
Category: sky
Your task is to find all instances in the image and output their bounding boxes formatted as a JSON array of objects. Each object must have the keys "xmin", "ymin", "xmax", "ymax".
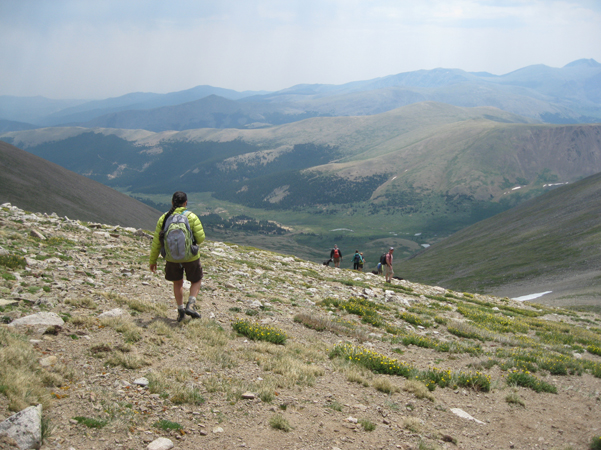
[{"xmin": 1, "ymin": 0, "xmax": 601, "ymax": 99}]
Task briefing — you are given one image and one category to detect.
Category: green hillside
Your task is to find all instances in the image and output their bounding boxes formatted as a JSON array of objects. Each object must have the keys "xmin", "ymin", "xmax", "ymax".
[
  {"xmin": 0, "ymin": 141, "xmax": 160, "ymax": 229},
  {"xmin": 2, "ymin": 103, "xmax": 601, "ymax": 269},
  {"xmin": 399, "ymin": 171, "xmax": 601, "ymax": 308}
]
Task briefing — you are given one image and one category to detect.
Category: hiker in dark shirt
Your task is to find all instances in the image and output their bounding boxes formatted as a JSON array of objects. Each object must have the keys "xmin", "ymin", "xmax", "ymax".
[
  {"xmin": 353, "ymin": 250, "xmax": 363, "ymax": 270},
  {"xmin": 385, "ymin": 247, "xmax": 394, "ymax": 283}
]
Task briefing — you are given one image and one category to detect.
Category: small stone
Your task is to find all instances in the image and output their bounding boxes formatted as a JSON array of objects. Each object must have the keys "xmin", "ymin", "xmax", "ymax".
[
  {"xmin": 213, "ymin": 426, "xmax": 224, "ymax": 433},
  {"xmin": 30, "ymin": 229, "xmax": 46, "ymax": 240},
  {"xmin": 39, "ymin": 355, "xmax": 58, "ymax": 367},
  {"xmin": 134, "ymin": 377, "xmax": 149, "ymax": 387},
  {"xmin": 241, "ymin": 392, "xmax": 255, "ymax": 400},
  {"xmin": 345, "ymin": 417, "xmax": 358, "ymax": 424},
  {"xmin": 147, "ymin": 437, "xmax": 174, "ymax": 450},
  {"xmin": 98, "ymin": 308, "xmax": 130, "ymax": 318}
]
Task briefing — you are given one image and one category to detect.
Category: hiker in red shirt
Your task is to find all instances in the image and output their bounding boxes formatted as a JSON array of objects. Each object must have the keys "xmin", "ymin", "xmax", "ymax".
[{"xmin": 330, "ymin": 245, "xmax": 342, "ymax": 268}]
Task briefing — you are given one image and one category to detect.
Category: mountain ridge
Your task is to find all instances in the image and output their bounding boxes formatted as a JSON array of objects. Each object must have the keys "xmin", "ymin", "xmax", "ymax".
[{"xmin": 1, "ymin": 59, "xmax": 599, "ymax": 132}]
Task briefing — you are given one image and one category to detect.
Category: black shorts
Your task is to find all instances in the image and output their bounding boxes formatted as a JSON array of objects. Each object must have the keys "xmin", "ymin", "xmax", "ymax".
[{"xmin": 165, "ymin": 259, "xmax": 203, "ymax": 283}]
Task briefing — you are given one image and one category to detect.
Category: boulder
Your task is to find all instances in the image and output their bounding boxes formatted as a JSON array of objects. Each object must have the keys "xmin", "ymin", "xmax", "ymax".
[
  {"xmin": 0, "ymin": 404, "xmax": 42, "ymax": 450},
  {"xmin": 8, "ymin": 312, "xmax": 64, "ymax": 333}
]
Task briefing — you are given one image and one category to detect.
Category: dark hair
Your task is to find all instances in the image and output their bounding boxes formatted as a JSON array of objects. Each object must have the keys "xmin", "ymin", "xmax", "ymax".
[
  {"xmin": 160, "ymin": 191, "xmax": 188, "ymax": 239},
  {"xmin": 172, "ymin": 191, "xmax": 187, "ymax": 207}
]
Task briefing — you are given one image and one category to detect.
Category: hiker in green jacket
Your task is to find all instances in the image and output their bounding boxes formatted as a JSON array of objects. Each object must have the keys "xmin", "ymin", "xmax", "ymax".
[{"xmin": 149, "ymin": 191, "xmax": 206, "ymax": 322}]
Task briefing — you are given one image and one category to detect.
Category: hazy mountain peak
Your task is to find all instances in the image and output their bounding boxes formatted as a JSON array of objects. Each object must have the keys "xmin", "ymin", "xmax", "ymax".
[{"xmin": 563, "ymin": 58, "xmax": 601, "ymax": 68}]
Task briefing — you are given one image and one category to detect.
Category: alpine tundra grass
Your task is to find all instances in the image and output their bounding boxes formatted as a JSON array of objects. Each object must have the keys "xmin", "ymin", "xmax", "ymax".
[{"xmin": 1, "ymin": 203, "xmax": 601, "ymax": 449}]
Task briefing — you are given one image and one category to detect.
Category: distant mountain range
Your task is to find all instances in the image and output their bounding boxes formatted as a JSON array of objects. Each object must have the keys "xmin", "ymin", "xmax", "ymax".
[
  {"xmin": 399, "ymin": 170, "xmax": 601, "ymax": 307},
  {"xmin": 1, "ymin": 59, "xmax": 600, "ymax": 132},
  {"xmin": 0, "ymin": 140, "xmax": 160, "ymax": 229}
]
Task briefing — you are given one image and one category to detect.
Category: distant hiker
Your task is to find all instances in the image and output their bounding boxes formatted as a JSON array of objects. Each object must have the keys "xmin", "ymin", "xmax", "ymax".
[
  {"xmin": 385, "ymin": 247, "xmax": 394, "ymax": 283},
  {"xmin": 149, "ymin": 191, "xmax": 205, "ymax": 322},
  {"xmin": 353, "ymin": 250, "xmax": 362, "ymax": 270},
  {"xmin": 330, "ymin": 245, "xmax": 342, "ymax": 268},
  {"xmin": 358, "ymin": 253, "xmax": 364, "ymax": 272}
]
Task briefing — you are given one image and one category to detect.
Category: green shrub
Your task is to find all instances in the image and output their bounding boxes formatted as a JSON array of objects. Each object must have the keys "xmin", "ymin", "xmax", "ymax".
[
  {"xmin": 0, "ymin": 255, "xmax": 26, "ymax": 270},
  {"xmin": 232, "ymin": 319, "xmax": 287, "ymax": 344},
  {"xmin": 587, "ymin": 345, "xmax": 601, "ymax": 356},
  {"xmin": 591, "ymin": 435, "xmax": 601, "ymax": 450},
  {"xmin": 398, "ymin": 312, "xmax": 432, "ymax": 328},
  {"xmin": 455, "ymin": 371, "xmax": 491, "ymax": 392},
  {"xmin": 505, "ymin": 369, "xmax": 557, "ymax": 393},
  {"xmin": 153, "ymin": 419, "xmax": 183, "ymax": 431},
  {"xmin": 269, "ymin": 414, "xmax": 291, "ymax": 432},
  {"xmin": 329, "ymin": 344, "xmax": 490, "ymax": 392},
  {"xmin": 505, "ymin": 392, "xmax": 525, "ymax": 407},
  {"xmin": 72, "ymin": 416, "xmax": 107, "ymax": 429},
  {"xmin": 359, "ymin": 418, "xmax": 376, "ymax": 431}
]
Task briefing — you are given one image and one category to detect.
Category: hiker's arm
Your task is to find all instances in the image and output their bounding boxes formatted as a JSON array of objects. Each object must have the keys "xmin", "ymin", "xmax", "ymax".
[{"xmin": 149, "ymin": 216, "xmax": 164, "ymax": 266}]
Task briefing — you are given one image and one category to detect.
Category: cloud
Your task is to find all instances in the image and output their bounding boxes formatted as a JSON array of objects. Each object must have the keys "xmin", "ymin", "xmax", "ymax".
[{"xmin": 0, "ymin": 0, "xmax": 600, "ymax": 98}]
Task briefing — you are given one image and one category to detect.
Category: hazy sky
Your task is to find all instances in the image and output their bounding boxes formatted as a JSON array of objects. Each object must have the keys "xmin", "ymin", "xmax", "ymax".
[{"xmin": 1, "ymin": 0, "xmax": 600, "ymax": 99}]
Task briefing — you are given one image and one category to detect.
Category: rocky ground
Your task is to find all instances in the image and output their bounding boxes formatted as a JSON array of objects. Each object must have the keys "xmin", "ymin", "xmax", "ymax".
[{"xmin": 0, "ymin": 202, "xmax": 600, "ymax": 450}]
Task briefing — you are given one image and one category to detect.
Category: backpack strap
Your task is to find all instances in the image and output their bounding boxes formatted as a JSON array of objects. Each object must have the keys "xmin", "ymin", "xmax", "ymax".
[{"xmin": 183, "ymin": 210, "xmax": 198, "ymax": 245}]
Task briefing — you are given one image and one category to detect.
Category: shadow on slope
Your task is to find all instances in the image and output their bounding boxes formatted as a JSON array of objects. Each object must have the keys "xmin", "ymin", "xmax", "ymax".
[{"xmin": 0, "ymin": 141, "xmax": 160, "ymax": 229}]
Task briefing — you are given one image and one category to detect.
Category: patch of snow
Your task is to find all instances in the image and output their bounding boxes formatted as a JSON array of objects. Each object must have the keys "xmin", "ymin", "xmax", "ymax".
[
  {"xmin": 414, "ymin": 233, "xmax": 422, "ymax": 236},
  {"xmin": 512, "ymin": 291, "xmax": 552, "ymax": 302},
  {"xmin": 421, "ymin": 244, "xmax": 430, "ymax": 248},
  {"xmin": 329, "ymin": 228, "xmax": 354, "ymax": 232},
  {"xmin": 511, "ymin": 186, "xmax": 522, "ymax": 190}
]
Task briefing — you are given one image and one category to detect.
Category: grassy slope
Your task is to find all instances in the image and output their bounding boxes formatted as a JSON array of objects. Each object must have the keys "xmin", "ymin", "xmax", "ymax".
[
  {"xmin": 398, "ymin": 171, "xmax": 601, "ymax": 306},
  {"xmin": 0, "ymin": 141, "xmax": 160, "ymax": 229}
]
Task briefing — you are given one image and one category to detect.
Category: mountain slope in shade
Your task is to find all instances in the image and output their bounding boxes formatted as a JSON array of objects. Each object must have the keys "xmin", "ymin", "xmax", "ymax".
[
  {"xmin": 0, "ymin": 141, "xmax": 160, "ymax": 229},
  {"xmin": 399, "ymin": 171, "xmax": 601, "ymax": 307}
]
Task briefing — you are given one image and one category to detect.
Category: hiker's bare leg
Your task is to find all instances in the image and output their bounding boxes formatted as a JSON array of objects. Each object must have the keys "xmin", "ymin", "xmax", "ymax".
[
  {"xmin": 189, "ymin": 280, "xmax": 201, "ymax": 299},
  {"xmin": 173, "ymin": 279, "xmax": 184, "ymax": 307}
]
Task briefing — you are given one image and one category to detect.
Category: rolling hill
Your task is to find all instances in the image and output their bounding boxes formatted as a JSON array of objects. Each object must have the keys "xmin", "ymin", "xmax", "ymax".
[
  {"xmin": 3, "ymin": 103, "xmax": 600, "ymax": 214},
  {"xmin": 0, "ymin": 140, "xmax": 160, "ymax": 229},
  {"xmin": 399, "ymin": 171, "xmax": 601, "ymax": 307},
  {"xmin": 2, "ymin": 102, "xmax": 601, "ymax": 268}
]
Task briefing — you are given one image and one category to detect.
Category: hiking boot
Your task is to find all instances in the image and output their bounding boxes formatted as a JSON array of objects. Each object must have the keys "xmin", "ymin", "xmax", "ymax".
[
  {"xmin": 177, "ymin": 308, "xmax": 186, "ymax": 323},
  {"xmin": 185, "ymin": 298, "xmax": 201, "ymax": 319}
]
